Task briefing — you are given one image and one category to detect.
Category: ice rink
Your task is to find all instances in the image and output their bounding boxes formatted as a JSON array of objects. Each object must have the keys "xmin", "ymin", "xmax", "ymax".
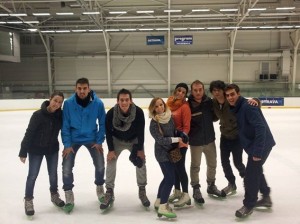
[{"xmin": 1, "ymin": 108, "xmax": 300, "ymax": 224}]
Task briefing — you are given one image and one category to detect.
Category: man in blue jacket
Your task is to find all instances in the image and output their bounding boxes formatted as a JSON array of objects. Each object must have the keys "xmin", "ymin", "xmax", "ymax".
[
  {"xmin": 225, "ymin": 83, "xmax": 275, "ymax": 218},
  {"xmin": 61, "ymin": 77, "xmax": 106, "ymax": 212}
]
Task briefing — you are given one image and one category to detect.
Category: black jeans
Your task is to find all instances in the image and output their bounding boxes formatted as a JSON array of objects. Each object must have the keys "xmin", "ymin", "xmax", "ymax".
[
  {"xmin": 220, "ymin": 136, "xmax": 246, "ymax": 184},
  {"xmin": 174, "ymin": 147, "xmax": 189, "ymax": 193},
  {"xmin": 243, "ymin": 150, "xmax": 271, "ymax": 208}
]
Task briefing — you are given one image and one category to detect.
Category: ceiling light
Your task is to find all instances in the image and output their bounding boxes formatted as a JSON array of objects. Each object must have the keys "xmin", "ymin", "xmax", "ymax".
[
  {"xmin": 27, "ymin": 28, "xmax": 37, "ymax": 32},
  {"xmin": 72, "ymin": 29, "xmax": 87, "ymax": 32},
  {"xmin": 24, "ymin": 21, "xmax": 39, "ymax": 24},
  {"xmin": 277, "ymin": 25, "xmax": 294, "ymax": 29},
  {"xmin": 220, "ymin": 9, "xmax": 238, "ymax": 12},
  {"xmin": 121, "ymin": 28, "xmax": 137, "ymax": 31},
  {"xmin": 172, "ymin": 28, "xmax": 188, "ymax": 31},
  {"xmin": 109, "ymin": 11, "xmax": 127, "ymax": 14},
  {"xmin": 56, "ymin": 12, "xmax": 74, "ymax": 15},
  {"xmin": 0, "ymin": 21, "xmax": 6, "ymax": 24},
  {"xmin": 136, "ymin": 10, "xmax": 154, "ymax": 14},
  {"xmin": 55, "ymin": 30, "xmax": 71, "ymax": 33},
  {"xmin": 224, "ymin": 26, "xmax": 239, "ymax": 29},
  {"xmin": 88, "ymin": 29, "xmax": 103, "ymax": 32},
  {"xmin": 259, "ymin": 26, "xmax": 275, "ymax": 29},
  {"xmin": 32, "ymin": 13, "xmax": 50, "ymax": 16},
  {"xmin": 164, "ymin": 9, "xmax": 182, "ymax": 13},
  {"xmin": 138, "ymin": 28, "xmax": 154, "ymax": 31},
  {"xmin": 105, "ymin": 29, "xmax": 120, "ymax": 32},
  {"xmin": 190, "ymin": 27, "xmax": 205, "ymax": 30},
  {"xmin": 40, "ymin": 30, "xmax": 55, "ymax": 33},
  {"xmin": 6, "ymin": 21, "xmax": 23, "ymax": 24},
  {"xmin": 207, "ymin": 27, "xmax": 223, "ymax": 30},
  {"xmin": 248, "ymin": 8, "xmax": 266, "ymax": 11},
  {"xmin": 156, "ymin": 28, "xmax": 170, "ymax": 31},
  {"xmin": 192, "ymin": 9, "xmax": 210, "ymax": 12},
  {"xmin": 82, "ymin": 12, "xmax": 100, "ymax": 15},
  {"xmin": 241, "ymin": 26, "xmax": 257, "ymax": 29},
  {"xmin": 0, "ymin": 13, "xmax": 9, "ymax": 16},
  {"xmin": 9, "ymin": 13, "xmax": 27, "ymax": 16},
  {"xmin": 276, "ymin": 7, "xmax": 295, "ymax": 10}
]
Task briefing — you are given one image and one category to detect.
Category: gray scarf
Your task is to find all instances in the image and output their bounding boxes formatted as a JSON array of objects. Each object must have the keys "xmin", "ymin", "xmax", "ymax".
[{"xmin": 112, "ymin": 103, "xmax": 136, "ymax": 131}]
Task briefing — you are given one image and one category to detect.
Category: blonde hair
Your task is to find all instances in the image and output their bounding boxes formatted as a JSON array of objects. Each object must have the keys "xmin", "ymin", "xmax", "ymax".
[{"xmin": 148, "ymin": 97, "xmax": 167, "ymax": 118}]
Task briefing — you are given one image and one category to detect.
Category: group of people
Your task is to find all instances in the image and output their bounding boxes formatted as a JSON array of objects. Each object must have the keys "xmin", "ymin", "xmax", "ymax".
[{"xmin": 19, "ymin": 77, "xmax": 275, "ymax": 219}]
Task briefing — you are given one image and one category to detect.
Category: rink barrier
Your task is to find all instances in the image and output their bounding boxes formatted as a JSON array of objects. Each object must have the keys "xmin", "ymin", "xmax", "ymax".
[{"xmin": 0, "ymin": 98, "xmax": 300, "ymax": 111}]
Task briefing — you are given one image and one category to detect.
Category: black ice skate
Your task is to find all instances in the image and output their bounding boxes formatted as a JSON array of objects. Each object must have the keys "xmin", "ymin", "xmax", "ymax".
[
  {"xmin": 100, "ymin": 188, "xmax": 114, "ymax": 211},
  {"xmin": 207, "ymin": 182, "xmax": 226, "ymax": 198}
]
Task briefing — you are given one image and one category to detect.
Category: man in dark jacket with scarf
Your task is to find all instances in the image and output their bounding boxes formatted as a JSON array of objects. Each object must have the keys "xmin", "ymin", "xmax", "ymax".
[{"xmin": 225, "ymin": 83, "xmax": 275, "ymax": 218}]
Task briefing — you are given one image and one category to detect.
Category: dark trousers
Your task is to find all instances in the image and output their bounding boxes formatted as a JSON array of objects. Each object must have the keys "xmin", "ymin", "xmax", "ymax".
[
  {"xmin": 243, "ymin": 150, "xmax": 271, "ymax": 208},
  {"xmin": 220, "ymin": 136, "xmax": 245, "ymax": 184},
  {"xmin": 174, "ymin": 147, "xmax": 189, "ymax": 193},
  {"xmin": 157, "ymin": 161, "xmax": 175, "ymax": 204}
]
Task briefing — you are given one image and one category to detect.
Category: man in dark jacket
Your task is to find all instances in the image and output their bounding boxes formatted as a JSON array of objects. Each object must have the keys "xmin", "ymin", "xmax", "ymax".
[
  {"xmin": 188, "ymin": 80, "xmax": 225, "ymax": 205},
  {"xmin": 225, "ymin": 83, "xmax": 275, "ymax": 218}
]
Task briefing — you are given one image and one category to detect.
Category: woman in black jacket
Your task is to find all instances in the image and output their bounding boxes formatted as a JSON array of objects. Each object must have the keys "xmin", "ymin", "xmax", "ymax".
[{"xmin": 19, "ymin": 92, "xmax": 65, "ymax": 217}]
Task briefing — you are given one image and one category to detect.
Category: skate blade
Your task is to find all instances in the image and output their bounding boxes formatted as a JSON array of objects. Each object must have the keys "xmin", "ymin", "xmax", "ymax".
[
  {"xmin": 26, "ymin": 215, "xmax": 34, "ymax": 220},
  {"xmin": 208, "ymin": 194, "xmax": 226, "ymax": 200},
  {"xmin": 63, "ymin": 204, "xmax": 74, "ymax": 214},
  {"xmin": 157, "ymin": 213, "xmax": 177, "ymax": 219},
  {"xmin": 100, "ymin": 201, "xmax": 114, "ymax": 212}
]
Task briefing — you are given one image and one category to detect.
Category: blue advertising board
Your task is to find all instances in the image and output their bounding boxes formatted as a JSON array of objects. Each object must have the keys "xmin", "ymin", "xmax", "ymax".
[
  {"xmin": 258, "ymin": 97, "xmax": 284, "ymax": 106},
  {"xmin": 146, "ymin": 36, "xmax": 164, "ymax": 45},
  {"xmin": 174, "ymin": 35, "xmax": 193, "ymax": 45}
]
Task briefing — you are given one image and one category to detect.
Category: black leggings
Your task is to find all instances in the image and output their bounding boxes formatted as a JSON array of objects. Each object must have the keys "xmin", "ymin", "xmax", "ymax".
[{"xmin": 174, "ymin": 147, "xmax": 189, "ymax": 193}]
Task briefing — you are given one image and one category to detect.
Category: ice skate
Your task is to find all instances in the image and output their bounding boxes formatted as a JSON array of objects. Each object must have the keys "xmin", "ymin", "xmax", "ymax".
[
  {"xmin": 157, "ymin": 203, "xmax": 177, "ymax": 219},
  {"xmin": 96, "ymin": 185, "xmax": 104, "ymax": 203},
  {"xmin": 100, "ymin": 188, "xmax": 114, "ymax": 211},
  {"xmin": 51, "ymin": 192, "xmax": 65, "ymax": 208},
  {"xmin": 235, "ymin": 205, "xmax": 253, "ymax": 218},
  {"xmin": 139, "ymin": 186, "xmax": 150, "ymax": 208},
  {"xmin": 154, "ymin": 198, "xmax": 160, "ymax": 210},
  {"xmin": 168, "ymin": 189, "xmax": 182, "ymax": 203},
  {"xmin": 207, "ymin": 182, "xmax": 226, "ymax": 198},
  {"xmin": 173, "ymin": 192, "xmax": 192, "ymax": 208},
  {"xmin": 63, "ymin": 190, "xmax": 74, "ymax": 213},
  {"xmin": 255, "ymin": 195, "xmax": 272, "ymax": 208},
  {"xmin": 221, "ymin": 182, "xmax": 237, "ymax": 196},
  {"xmin": 24, "ymin": 197, "xmax": 35, "ymax": 217},
  {"xmin": 193, "ymin": 187, "xmax": 205, "ymax": 205}
]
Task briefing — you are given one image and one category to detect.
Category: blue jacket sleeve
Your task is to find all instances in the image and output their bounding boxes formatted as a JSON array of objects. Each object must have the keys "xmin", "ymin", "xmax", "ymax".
[
  {"xmin": 61, "ymin": 100, "xmax": 72, "ymax": 148},
  {"xmin": 96, "ymin": 100, "xmax": 106, "ymax": 144}
]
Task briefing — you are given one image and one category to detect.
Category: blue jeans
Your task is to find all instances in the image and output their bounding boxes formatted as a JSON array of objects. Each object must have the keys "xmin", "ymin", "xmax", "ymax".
[
  {"xmin": 62, "ymin": 144, "xmax": 105, "ymax": 191},
  {"xmin": 25, "ymin": 152, "xmax": 59, "ymax": 199},
  {"xmin": 157, "ymin": 161, "xmax": 175, "ymax": 204}
]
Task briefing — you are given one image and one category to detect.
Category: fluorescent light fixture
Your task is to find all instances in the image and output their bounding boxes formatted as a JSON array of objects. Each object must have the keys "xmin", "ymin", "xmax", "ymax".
[
  {"xmin": 56, "ymin": 12, "xmax": 74, "ymax": 15},
  {"xmin": 224, "ymin": 26, "xmax": 239, "ymax": 29},
  {"xmin": 164, "ymin": 9, "xmax": 182, "ymax": 13},
  {"xmin": 9, "ymin": 13, "xmax": 27, "ymax": 16},
  {"xmin": 40, "ymin": 30, "xmax": 55, "ymax": 33},
  {"xmin": 121, "ymin": 28, "xmax": 137, "ymax": 31},
  {"xmin": 72, "ymin": 29, "xmax": 87, "ymax": 32},
  {"xmin": 24, "ymin": 21, "xmax": 39, "ymax": 24},
  {"xmin": 6, "ymin": 21, "xmax": 23, "ymax": 24},
  {"xmin": 55, "ymin": 30, "xmax": 71, "ymax": 33},
  {"xmin": 155, "ymin": 28, "xmax": 170, "ymax": 31},
  {"xmin": 70, "ymin": 4, "xmax": 81, "ymax": 7},
  {"xmin": 0, "ymin": 13, "xmax": 9, "ymax": 16},
  {"xmin": 241, "ymin": 26, "xmax": 257, "ymax": 29},
  {"xmin": 192, "ymin": 9, "xmax": 210, "ymax": 12},
  {"xmin": 207, "ymin": 27, "xmax": 223, "ymax": 30},
  {"xmin": 109, "ymin": 11, "xmax": 127, "ymax": 14},
  {"xmin": 82, "ymin": 12, "xmax": 100, "ymax": 15},
  {"xmin": 27, "ymin": 28, "xmax": 37, "ymax": 32},
  {"xmin": 259, "ymin": 26, "xmax": 275, "ymax": 29},
  {"xmin": 0, "ymin": 21, "xmax": 6, "ymax": 24},
  {"xmin": 136, "ymin": 10, "xmax": 154, "ymax": 14},
  {"xmin": 105, "ymin": 29, "xmax": 120, "ymax": 32},
  {"xmin": 138, "ymin": 28, "xmax": 154, "ymax": 31},
  {"xmin": 190, "ymin": 27, "xmax": 205, "ymax": 30},
  {"xmin": 32, "ymin": 13, "xmax": 50, "ymax": 16},
  {"xmin": 248, "ymin": 8, "xmax": 266, "ymax": 11},
  {"xmin": 277, "ymin": 25, "xmax": 294, "ymax": 29},
  {"xmin": 88, "ymin": 29, "xmax": 103, "ymax": 32},
  {"xmin": 276, "ymin": 7, "xmax": 295, "ymax": 10},
  {"xmin": 172, "ymin": 28, "xmax": 188, "ymax": 31},
  {"xmin": 220, "ymin": 9, "xmax": 238, "ymax": 12}
]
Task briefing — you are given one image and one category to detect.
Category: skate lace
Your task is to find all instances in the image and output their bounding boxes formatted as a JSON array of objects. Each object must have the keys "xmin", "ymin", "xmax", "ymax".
[
  {"xmin": 193, "ymin": 189, "xmax": 202, "ymax": 199},
  {"xmin": 51, "ymin": 193, "xmax": 63, "ymax": 204},
  {"xmin": 139, "ymin": 188, "xmax": 149, "ymax": 203},
  {"xmin": 96, "ymin": 185, "xmax": 104, "ymax": 198},
  {"xmin": 65, "ymin": 191, "xmax": 74, "ymax": 204},
  {"xmin": 25, "ymin": 199, "xmax": 34, "ymax": 211}
]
